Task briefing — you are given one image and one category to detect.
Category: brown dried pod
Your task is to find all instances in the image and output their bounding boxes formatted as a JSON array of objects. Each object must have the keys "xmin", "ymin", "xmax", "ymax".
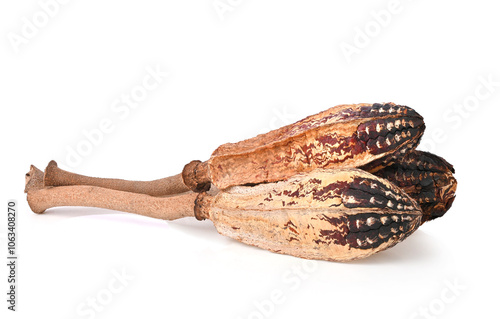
[
  {"xmin": 369, "ymin": 150, "xmax": 457, "ymax": 223},
  {"xmin": 195, "ymin": 168, "xmax": 423, "ymax": 262},
  {"xmin": 44, "ymin": 102, "xmax": 425, "ymax": 195},
  {"xmin": 25, "ymin": 167, "xmax": 423, "ymax": 262},
  {"xmin": 203, "ymin": 102, "xmax": 425, "ymax": 190}
]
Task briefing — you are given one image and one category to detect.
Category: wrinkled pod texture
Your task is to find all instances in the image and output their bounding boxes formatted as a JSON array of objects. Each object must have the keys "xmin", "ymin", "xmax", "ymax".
[
  {"xmin": 183, "ymin": 102, "xmax": 426, "ymax": 192},
  {"xmin": 367, "ymin": 150, "xmax": 457, "ymax": 223},
  {"xmin": 194, "ymin": 168, "xmax": 422, "ymax": 262}
]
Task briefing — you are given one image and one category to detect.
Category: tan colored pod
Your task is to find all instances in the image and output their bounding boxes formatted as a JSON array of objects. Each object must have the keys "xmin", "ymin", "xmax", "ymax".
[
  {"xmin": 199, "ymin": 102, "xmax": 425, "ymax": 190},
  {"xmin": 196, "ymin": 168, "xmax": 423, "ymax": 262},
  {"xmin": 26, "ymin": 165, "xmax": 423, "ymax": 262}
]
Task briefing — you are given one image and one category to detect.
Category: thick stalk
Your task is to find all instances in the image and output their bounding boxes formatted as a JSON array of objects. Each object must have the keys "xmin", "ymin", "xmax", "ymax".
[
  {"xmin": 44, "ymin": 160, "xmax": 191, "ymax": 196},
  {"xmin": 26, "ymin": 165, "xmax": 197, "ymax": 220}
]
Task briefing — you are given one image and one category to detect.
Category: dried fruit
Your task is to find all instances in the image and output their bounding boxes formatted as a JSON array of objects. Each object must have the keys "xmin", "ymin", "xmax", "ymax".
[
  {"xmin": 24, "ymin": 102, "xmax": 457, "ymax": 262},
  {"xmin": 26, "ymin": 167, "xmax": 422, "ymax": 262},
  {"xmin": 189, "ymin": 102, "xmax": 425, "ymax": 190},
  {"xmin": 195, "ymin": 168, "xmax": 422, "ymax": 261},
  {"xmin": 43, "ymin": 102, "xmax": 426, "ymax": 195},
  {"xmin": 370, "ymin": 150, "xmax": 457, "ymax": 222}
]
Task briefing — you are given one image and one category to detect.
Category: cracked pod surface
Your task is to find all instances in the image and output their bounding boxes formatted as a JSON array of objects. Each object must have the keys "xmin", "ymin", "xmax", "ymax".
[
  {"xmin": 196, "ymin": 168, "xmax": 423, "ymax": 262},
  {"xmin": 203, "ymin": 102, "xmax": 425, "ymax": 190}
]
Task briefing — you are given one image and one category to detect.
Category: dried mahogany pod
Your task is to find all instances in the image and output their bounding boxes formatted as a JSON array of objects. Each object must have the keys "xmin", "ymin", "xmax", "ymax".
[
  {"xmin": 200, "ymin": 102, "xmax": 425, "ymax": 190},
  {"xmin": 370, "ymin": 151, "xmax": 457, "ymax": 223},
  {"xmin": 196, "ymin": 168, "xmax": 423, "ymax": 262},
  {"xmin": 26, "ymin": 167, "xmax": 422, "ymax": 262},
  {"xmin": 44, "ymin": 102, "xmax": 425, "ymax": 195}
]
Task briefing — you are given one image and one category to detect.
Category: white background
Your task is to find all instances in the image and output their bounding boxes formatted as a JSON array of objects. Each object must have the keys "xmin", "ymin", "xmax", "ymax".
[{"xmin": 1, "ymin": 1, "xmax": 499, "ymax": 319}]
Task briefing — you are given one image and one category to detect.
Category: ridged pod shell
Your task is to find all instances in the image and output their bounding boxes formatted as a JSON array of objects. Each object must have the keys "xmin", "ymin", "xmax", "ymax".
[
  {"xmin": 197, "ymin": 168, "xmax": 422, "ymax": 262},
  {"xmin": 371, "ymin": 150, "xmax": 457, "ymax": 222},
  {"xmin": 206, "ymin": 102, "xmax": 425, "ymax": 190}
]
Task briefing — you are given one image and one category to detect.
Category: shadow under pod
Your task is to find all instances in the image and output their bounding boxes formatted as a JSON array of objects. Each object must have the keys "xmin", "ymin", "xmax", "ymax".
[
  {"xmin": 349, "ymin": 230, "xmax": 442, "ymax": 265},
  {"xmin": 33, "ymin": 206, "xmax": 443, "ymax": 265}
]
